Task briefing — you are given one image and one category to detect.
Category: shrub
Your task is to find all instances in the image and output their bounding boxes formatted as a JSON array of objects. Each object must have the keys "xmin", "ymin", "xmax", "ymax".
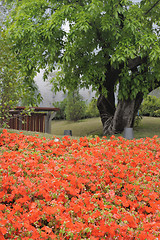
[
  {"xmin": 53, "ymin": 96, "xmax": 102, "ymax": 121},
  {"xmin": 134, "ymin": 114, "xmax": 143, "ymax": 127},
  {"xmin": 140, "ymin": 95, "xmax": 160, "ymax": 117},
  {"xmin": 65, "ymin": 90, "xmax": 86, "ymax": 121},
  {"xmin": 153, "ymin": 109, "xmax": 160, "ymax": 117},
  {"xmin": 85, "ymin": 98, "xmax": 100, "ymax": 118},
  {"xmin": 53, "ymin": 99, "xmax": 67, "ymax": 120}
]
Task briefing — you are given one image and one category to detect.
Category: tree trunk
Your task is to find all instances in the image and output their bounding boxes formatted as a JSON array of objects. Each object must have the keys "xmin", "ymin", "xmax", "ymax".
[{"xmin": 97, "ymin": 92, "xmax": 143, "ymax": 135}]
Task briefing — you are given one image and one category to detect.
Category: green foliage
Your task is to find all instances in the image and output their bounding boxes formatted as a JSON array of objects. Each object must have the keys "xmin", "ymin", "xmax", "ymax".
[
  {"xmin": 53, "ymin": 99, "xmax": 67, "ymax": 120},
  {"xmin": 140, "ymin": 95, "xmax": 160, "ymax": 117},
  {"xmin": 0, "ymin": 29, "xmax": 23, "ymax": 127},
  {"xmin": 0, "ymin": 31, "xmax": 42, "ymax": 127},
  {"xmin": 153, "ymin": 109, "xmax": 160, "ymax": 117},
  {"xmin": 85, "ymin": 98, "xmax": 99, "ymax": 118},
  {"xmin": 0, "ymin": 1, "xmax": 42, "ymax": 128},
  {"xmin": 20, "ymin": 81, "xmax": 42, "ymax": 107},
  {"xmin": 53, "ymin": 97, "xmax": 100, "ymax": 120},
  {"xmin": 5, "ymin": 0, "xmax": 160, "ymax": 98},
  {"xmin": 65, "ymin": 91, "xmax": 86, "ymax": 121},
  {"xmin": 134, "ymin": 115, "xmax": 143, "ymax": 127}
]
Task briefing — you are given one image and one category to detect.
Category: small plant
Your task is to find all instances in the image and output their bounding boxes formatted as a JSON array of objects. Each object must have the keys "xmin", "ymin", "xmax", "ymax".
[{"xmin": 134, "ymin": 114, "xmax": 142, "ymax": 127}]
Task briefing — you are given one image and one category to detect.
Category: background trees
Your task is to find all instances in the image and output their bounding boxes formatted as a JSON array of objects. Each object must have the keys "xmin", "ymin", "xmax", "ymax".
[
  {"xmin": 5, "ymin": 0, "xmax": 160, "ymax": 135},
  {"xmin": 65, "ymin": 90, "xmax": 86, "ymax": 121}
]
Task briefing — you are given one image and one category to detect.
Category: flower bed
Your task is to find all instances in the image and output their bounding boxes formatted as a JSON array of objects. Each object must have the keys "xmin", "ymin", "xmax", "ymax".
[{"xmin": 0, "ymin": 129, "xmax": 160, "ymax": 239}]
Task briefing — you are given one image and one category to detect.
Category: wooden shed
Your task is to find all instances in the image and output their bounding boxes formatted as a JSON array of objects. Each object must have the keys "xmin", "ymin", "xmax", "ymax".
[{"xmin": 8, "ymin": 107, "xmax": 59, "ymax": 134}]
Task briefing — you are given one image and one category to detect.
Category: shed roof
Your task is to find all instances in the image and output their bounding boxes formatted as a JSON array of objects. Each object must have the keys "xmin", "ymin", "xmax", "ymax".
[{"xmin": 14, "ymin": 106, "xmax": 59, "ymax": 112}]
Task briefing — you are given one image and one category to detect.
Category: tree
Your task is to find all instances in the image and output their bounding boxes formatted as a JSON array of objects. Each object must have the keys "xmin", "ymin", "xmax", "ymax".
[
  {"xmin": 0, "ymin": 28, "xmax": 24, "ymax": 127},
  {"xmin": 0, "ymin": 1, "xmax": 42, "ymax": 127},
  {"xmin": 65, "ymin": 90, "xmax": 86, "ymax": 121},
  {"xmin": 5, "ymin": 0, "xmax": 160, "ymax": 135}
]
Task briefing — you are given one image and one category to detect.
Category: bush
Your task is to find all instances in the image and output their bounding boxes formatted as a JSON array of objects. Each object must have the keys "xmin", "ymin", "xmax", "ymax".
[
  {"xmin": 153, "ymin": 109, "xmax": 160, "ymax": 117},
  {"xmin": 134, "ymin": 114, "xmax": 142, "ymax": 127},
  {"xmin": 65, "ymin": 90, "xmax": 86, "ymax": 121},
  {"xmin": 85, "ymin": 98, "xmax": 100, "ymax": 118},
  {"xmin": 53, "ymin": 99, "xmax": 67, "ymax": 120},
  {"xmin": 140, "ymin": 95, "xmax": 160, "ymax": 117}
]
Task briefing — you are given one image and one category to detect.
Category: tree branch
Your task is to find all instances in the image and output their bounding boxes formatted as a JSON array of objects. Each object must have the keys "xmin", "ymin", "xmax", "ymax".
[
  {"xmin": 145, "ymin": 0, "xmax": 160, "ymax": 15},
  {"xmin": 127, "ymin": 56, "xmax": 148, "ymax": 70}
]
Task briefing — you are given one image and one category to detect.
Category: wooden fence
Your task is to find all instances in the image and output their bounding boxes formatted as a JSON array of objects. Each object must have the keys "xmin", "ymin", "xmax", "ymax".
[{"xmin": 8, "ymin": 107, "xmax": 59, "ymax": 133}]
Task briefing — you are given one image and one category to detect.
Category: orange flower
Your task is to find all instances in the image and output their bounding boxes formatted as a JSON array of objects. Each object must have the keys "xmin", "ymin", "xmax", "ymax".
[
  {"xmin": 0, "ymin": 230, "xmax": 5, "ymax": 240},
  {"xmin": 0, "ymin": 130, "xmax": 160, "ymax": 239}
]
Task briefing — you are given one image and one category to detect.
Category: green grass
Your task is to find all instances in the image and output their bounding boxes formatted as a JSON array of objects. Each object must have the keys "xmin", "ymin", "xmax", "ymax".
[
  {"xmin": 52, "ymin": 117, "xmax": 160, "ymax": 139},
  {"xmin": 51, "ymin": 117, "xmax": 103, "ymax": 138},
  {"xmin": 0, "ymin": 128, "xmax": 55, "ymax": 140},
  {"xmin": 1, "ymin": 116, "xmax": 160, "ymax": 139},
  {"xmin": 134, "ymin": 117, "xmax": 160, "ymax": 138}
]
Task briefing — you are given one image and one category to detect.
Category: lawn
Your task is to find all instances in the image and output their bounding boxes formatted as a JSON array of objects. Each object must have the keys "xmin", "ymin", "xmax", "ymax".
[
  {"xmin": 0, "ymin": 129, "xmax": 160, "ymax": 239},
  {"xmin": 51, "ymin": 116, "xmax": 160, "ymax": 139},
  {"xmin": 134, "ymin": 117, "xmax": 160, "ymax": 138},
  {"xmin": 51, "ymin": 117, "xmax": 103, "ymax": 138}
]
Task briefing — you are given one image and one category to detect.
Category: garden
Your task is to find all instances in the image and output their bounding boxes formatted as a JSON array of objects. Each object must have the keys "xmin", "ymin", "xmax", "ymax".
[{"xmin": 0, "ymin": 129, "xmax": 160, "ymax": 239}]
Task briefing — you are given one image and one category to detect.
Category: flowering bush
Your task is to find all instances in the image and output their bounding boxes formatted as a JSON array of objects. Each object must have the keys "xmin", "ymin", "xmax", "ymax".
[{"xmin": 0, "ymin": 129, "xmax": 160, "ymax": 240}]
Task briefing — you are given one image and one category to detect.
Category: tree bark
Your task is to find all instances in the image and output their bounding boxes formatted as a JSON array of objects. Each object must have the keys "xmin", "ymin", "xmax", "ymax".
[{"xmin": 97, "ymin": 92, "xmax": 143, "ymax": 135}]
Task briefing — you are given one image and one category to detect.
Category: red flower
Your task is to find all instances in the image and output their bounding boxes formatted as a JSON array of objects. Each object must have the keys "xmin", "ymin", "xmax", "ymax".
[{"xmin": 0, "ymin": 130, "xmax": 160, "ymax": 239}]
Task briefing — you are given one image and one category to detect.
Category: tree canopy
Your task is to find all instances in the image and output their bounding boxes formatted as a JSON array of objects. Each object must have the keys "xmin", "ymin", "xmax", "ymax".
[{"xmin": 4, "ymin": 0, "xmax": 160, "ymax": 134}]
